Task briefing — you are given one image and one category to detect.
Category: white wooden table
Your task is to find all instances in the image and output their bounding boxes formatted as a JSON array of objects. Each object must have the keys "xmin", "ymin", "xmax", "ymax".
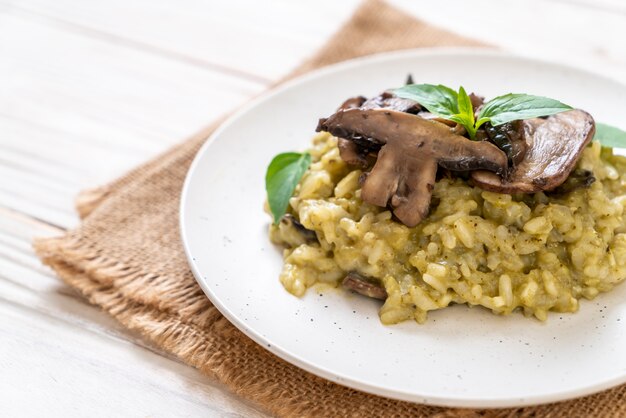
[{"xmin": 2, "ymin": 0, "xmax": 626, "ymax": 416}]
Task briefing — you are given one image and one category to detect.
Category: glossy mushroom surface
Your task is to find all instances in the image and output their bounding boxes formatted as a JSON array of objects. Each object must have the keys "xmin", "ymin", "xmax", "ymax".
[
  {"xmin": 471, "ymin": 110, "xmax": 595, "ymax": 193},
  {"xmin": 318, "ymin": 108, "xmax": 507, "ymax": 227}
]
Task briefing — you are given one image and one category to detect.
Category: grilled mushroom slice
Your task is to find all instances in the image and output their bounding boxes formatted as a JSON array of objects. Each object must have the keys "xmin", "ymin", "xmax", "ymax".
[
  {"xmin": 360, "ymin": 91, "xmax": 421, "ymax": 114},
  {"xmin": 272, "ymin": 214, "xmax": 318, "ymax": 248},
  {"xmin": 547, "ymin": 169, "xmax": 596, "ymax": 195},
  {"xmin": 317, "ymin": 108, "xmax": 508, "ymax": 227},
  {"xmin": 342, "ymin": 272, "xmax": 387, "ymax": 300},
  {"xmin": 483, "ymin": 120, "xmax": 526, "ymax": 168},
  {"xmin": 471, "ymin": 110, "xmax": 595, "ymax": 193},
  {"xmin": 332, "ymin": 90, "xmax": 422, "ymax": 167},
  {"xmin": 337, "ymin": 91, "xmax": 421, "ymax": 114},
  {"xmin": 337, "ymin": 138, "xmax": 369, "ymax": 168}
]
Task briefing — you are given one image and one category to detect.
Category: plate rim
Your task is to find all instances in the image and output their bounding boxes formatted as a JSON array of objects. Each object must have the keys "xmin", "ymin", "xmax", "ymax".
[{"xmin": 180, "ymin": 47, "xmax": 626, "ymax": 408}]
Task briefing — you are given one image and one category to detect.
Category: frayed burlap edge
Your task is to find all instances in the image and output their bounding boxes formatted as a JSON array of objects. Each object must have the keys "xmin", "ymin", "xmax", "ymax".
[{"xmin": 35, "ymin": 236, "xmax": 626, "ymax": 418}]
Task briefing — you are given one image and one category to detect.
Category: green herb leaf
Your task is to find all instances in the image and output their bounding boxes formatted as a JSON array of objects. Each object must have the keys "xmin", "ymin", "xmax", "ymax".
[
  {"xmin": 457, "ymin": 86, "xmax": 473, "ymax": 119},
  {"xmin": 477, "ymin": 93, "xmax": 572, "ymax": 127},
  {"xmin": 594, "ymin": 122, "xmax": 626, "ymax": 148},
  {"xmin": 395, "ymin": 84, "xmax": 572, "ymax": 140},
  {"xmin": 265, "ymin": 152, "xmax": 311, "ymax": 224},
  {"xmin": 394, "ymin": 84, "xmax": 482, "ymax": 138},
  {"xmin": 455, "ymin": 86, "xmax": 476, "ymax": 139},
  {"xmin": 393, "ymin": 84, "xmax": 459, "ymax": 117}
]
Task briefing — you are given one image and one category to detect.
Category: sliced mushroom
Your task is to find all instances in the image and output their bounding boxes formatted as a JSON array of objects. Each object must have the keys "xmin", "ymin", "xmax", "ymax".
[
  {"xmin": 471, "ymin": 110, "xmax": 595, "ymax": 193},
  {"xmin": 342, "ymin": 272, "xmax": 387, "ymax": 300},
  {"xmin": 337, "ymin": 138, "xmax": 369, "ymax": 168},
  {"xmin": 469, "ymin": 93, "xmax": 484, "ymax": 110},
  {"xmin": 483, "ymin": 120, "xmax": 526, "ymax": 168},
  {"xmin": 336, "ymin": 92, "xmax": 420, "ymax": 115},
  {"xmin": 360, "ymin": 91, "xmax": 421, "ymax": 114},
  {"xmin": 546, "ymin": 169, "xmax": 595, "ymax": 195},
  {"xmin": 274, "ymin": 214, "xmax": 318, "ymax": 248},
  {"xmin": 338, "ymin": 95, "xmax": 366, "ymax": 111},
  {"xmin": 332, "ymin": 97, "xmax": 387, "ymax": 168},
  {"xmin": 317, "ymin": 108, "xmax": 508, "ymax": 227}
]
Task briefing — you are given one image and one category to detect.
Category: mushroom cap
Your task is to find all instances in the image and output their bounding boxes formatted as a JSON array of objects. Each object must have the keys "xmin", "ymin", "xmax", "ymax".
[
  {"xmin": 471, "ymin": 110, "xmax": 595, "ymax": 193},
  {"xmin": 318, "ymin": 108, "xmax": 508, "ymax": 227}
]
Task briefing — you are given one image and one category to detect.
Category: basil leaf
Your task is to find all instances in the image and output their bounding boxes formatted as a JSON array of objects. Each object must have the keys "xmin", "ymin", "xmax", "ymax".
[
  {"xmin": 265, "ymin": 152, "xmax": 311, "ymax": 224},
  {"xmin": 393, "ymin": 84, "xmax": 459, "ymax": 117},
  {"xmin": 478, "ymin": 93, "xmax": 572, "ymax": 126},
  {"xmin": 447, "ymin": 113, "xmax": 475, "ymax": 139},
  {"xmin": 457, "ymin": 86, "xmax": 473, "ymax": 118},
  {"xmin": 456, "ymin": 86, "xmax": 476, "ymax": 138},
  {"xmin": 394, "ymin": 84, "xmax": 572, "ymax": 140},
  {"xmin": 594, "ymin": 122, "xmax": 626, "ymax": 149}
]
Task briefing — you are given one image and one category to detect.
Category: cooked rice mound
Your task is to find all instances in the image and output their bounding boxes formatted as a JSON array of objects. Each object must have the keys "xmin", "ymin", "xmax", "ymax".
[{"xmin": 269, "ymin": 132, "xmax": 626, "ymax": 324}]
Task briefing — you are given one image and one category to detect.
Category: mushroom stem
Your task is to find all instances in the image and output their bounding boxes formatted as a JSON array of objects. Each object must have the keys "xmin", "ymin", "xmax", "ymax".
[{"xmin": 318, "ymin": 108, "xmax": 507, "ymax": 227}]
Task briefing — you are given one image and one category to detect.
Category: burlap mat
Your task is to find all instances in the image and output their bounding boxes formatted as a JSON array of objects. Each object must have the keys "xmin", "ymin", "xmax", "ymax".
[{"xmin": 35, "ymin": 0, "xmax": 626, "ymax": 416}]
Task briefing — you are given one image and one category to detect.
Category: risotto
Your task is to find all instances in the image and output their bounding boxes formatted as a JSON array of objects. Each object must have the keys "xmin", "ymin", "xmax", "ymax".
[{"xmin": 269, "ymin": 133, "xmax": 626, "ymax": 324}]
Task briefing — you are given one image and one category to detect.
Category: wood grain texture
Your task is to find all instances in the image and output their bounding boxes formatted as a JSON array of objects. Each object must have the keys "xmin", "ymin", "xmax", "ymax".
[{"xmin": 1, "ymin": 0, "xmax": 625, "ymax": 416}]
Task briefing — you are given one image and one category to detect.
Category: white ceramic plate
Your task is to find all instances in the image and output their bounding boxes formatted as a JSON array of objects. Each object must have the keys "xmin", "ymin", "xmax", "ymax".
[{"xmin": 180, "ymin": 49, "xmax": 626, "ymax": 408}]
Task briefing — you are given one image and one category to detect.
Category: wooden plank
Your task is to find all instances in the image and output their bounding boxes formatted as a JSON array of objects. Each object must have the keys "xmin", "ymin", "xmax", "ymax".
[
  {"xmin": 0, "ymin": 296, "xmax": 269, "ymax": 418},
  {"xmin": 0, "ymin": 0, "xmax": 362, "ymax": 81},
  {"xmin": 0, "ymin": 114, "xmax": 148, "ymax": 178},
  {"xmin": 0, "ymin": 12, "xmax": 266, "ymax": 227},
  {"xmin": 0, "ymin": 11, "xmax": 265, "ymax": 142},
  {"xmin": 0, "ymin": 209, "xmax": 70, "ymax": 289},
  {"xmin": 0, "ymin": 212, "xmax": 269, "ymax": 417},
  {"xmin": 0, "ymin": 115, "xmax": 148, "ymax": 226}
]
